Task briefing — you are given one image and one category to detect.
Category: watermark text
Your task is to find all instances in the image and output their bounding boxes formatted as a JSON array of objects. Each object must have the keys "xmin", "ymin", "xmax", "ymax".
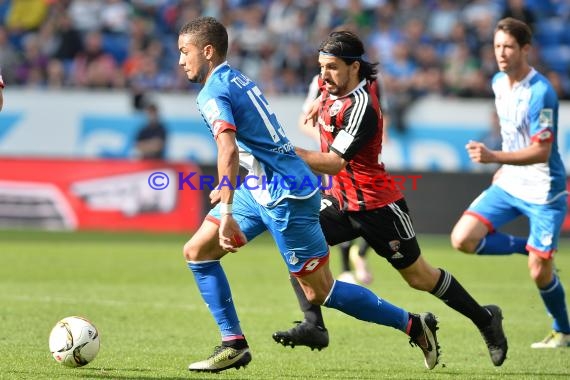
[{"xmin": 147, "ymin": 172, "xmax": 422, "ymax": 192}]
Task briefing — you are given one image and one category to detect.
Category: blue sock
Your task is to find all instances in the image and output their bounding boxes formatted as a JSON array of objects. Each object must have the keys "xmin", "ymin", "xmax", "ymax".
[
  {"xmin": 539, "ymin": 275, "xmax": 570, "ymax": 334},
  {"xmin": 323, "ymin": 280, "xmax": 409, "ymax": 331},
  {"xmin": 188, "ymin": 261, "xmax": 243, "ymax": 338},
  {"xmin": 475, "ymin": 232, "xmax": 528, "ymax": 255}
]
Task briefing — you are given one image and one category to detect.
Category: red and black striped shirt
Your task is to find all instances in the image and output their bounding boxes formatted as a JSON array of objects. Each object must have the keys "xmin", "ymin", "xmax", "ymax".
[{"xmin": 317, "ymin": 79, "xmax": 402, "ymax": 211}]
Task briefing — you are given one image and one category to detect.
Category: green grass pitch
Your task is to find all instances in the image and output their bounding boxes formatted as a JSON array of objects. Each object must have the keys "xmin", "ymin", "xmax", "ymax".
[{"xmin": 0, "ymin": 230, "xmax": 569, "ymax": 379}]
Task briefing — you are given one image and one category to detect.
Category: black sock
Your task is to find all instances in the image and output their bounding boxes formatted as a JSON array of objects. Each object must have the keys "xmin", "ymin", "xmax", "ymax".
[
  {"xmin": 339, "ymin": 241, "xmax": 351, "ymax": 272},
  {"xmin": 407, "ymin": 313, "xmax": 422, "ymax": 338},
  {"xmin": 431, "ymin": 269, "xmax": 492, "ymax": 329},
  {"xmin": 222, "ymin": 337, "xmax": 248, "ymax": 349},
  {"xmin": 358, "ymin": 240, "xmax": 369, "ymax": 257},
  {"xmin": 290, "ymin": 275, "xmax": 325, "ymax": 328}
]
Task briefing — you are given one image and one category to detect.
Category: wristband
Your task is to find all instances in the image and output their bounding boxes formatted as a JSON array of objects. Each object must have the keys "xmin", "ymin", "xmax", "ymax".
[{"xmin": 219, "ymin": 203, "xmax": 233, "ymax": 215}]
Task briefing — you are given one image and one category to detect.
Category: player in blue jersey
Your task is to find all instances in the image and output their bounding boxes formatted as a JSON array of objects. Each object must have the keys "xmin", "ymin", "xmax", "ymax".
[
  {"xmin": 451, "ymin": 17, "xmax": 570, "ymax": 348},
  {"xmin": 178, "ymin": 17, "xmax": 440, "ymax": 373}
]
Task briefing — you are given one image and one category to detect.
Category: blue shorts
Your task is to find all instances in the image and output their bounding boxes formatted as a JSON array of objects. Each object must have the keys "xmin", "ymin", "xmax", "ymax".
[
  {"xmin": 208, "ymin": 189, "xmax": 329, "ymax": 275},
  {"xmin": 467, "ymin": 185, "xmax": 567, "ymax": 256}
]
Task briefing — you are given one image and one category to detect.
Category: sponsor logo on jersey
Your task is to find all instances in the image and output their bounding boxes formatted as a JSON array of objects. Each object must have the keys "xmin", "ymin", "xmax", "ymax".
[
  {"xmin": 317, "ymin": 115, "xmax": 335, "ymax": 132},
  {"xmin": 539, "ymin": 108, "xmax": 553, "ymax": 128},
  {"xmin": 202, "ymin": 98, "xmax": 221, "ymax": 124}
]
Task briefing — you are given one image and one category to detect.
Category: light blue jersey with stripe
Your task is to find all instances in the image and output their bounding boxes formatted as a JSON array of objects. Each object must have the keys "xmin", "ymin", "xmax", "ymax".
[
  {"xmin": 492, "ymin": 68, "xmax": 567, "ymax": 204},
  {"xmin": 197, "ymin": 62, "xmax": 318, "ymax": 207}
]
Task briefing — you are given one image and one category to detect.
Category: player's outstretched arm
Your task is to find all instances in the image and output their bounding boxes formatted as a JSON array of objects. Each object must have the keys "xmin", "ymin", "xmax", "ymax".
[
  {"xmin": 295, "ymin": 146, "xmax": 347, "ymax": 175},
  {"xmin": 466, "ymin": 140, "xmax": 550, "ymax": 165}
]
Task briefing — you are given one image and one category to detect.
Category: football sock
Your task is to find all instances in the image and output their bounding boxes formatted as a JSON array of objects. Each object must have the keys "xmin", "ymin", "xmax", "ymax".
[
  {"xmin": 187, "ymin": 260, "xmax": 243, "ymax": 338},
  {"xmin": 358, "ymin": 239, "xmax": 369, "ymax": 257},
  {"xmin": 222, "ymin": 337, "xmax": 248, "ymax": 349},
  {"xmin": 339, "ymin": 241, "xmax": 352, "ymax": 272},
  {"xmin": 539, "ymin": 275, "xmax": 570, "ymax": 334},
  {"xmin": 323, "ymin": 280, "xmax": 408, "ymax": 331},
  {"xmin": 475, "ymin": 232, "xmax": 528, "ymax": 255},
  {"xmin": 290, "ymin": 275, "xmax": 326, "ymax": 328},
  {"xmin": 431, "ymin": 269, "xmax": 492, "ymax": 329},
  {"xmin": 406, "ymin": 313, "xmax": 422, "ymax": 338}
]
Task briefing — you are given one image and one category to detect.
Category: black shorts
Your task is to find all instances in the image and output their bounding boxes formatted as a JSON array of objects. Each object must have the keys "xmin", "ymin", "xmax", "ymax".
[{"xmin": 319, "ymin": 194, "xmax": 421, "ymax": 269}]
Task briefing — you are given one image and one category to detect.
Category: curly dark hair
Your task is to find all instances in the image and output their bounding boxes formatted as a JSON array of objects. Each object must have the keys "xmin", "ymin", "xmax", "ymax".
[{"xmin": 179, "ymin": 17, "xmax": 229, "ymax": 59}]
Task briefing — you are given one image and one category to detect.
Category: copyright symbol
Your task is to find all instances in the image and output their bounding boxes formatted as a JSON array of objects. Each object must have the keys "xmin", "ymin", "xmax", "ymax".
[{"xmin": 148, "ymin": 172, "xmax": 169, "ymax": 190}]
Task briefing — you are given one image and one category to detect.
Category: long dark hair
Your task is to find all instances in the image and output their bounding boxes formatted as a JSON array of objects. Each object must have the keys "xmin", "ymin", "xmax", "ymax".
[{"xmin": 318, "ymin": 31, "xmax": 378, "ymax": 81}]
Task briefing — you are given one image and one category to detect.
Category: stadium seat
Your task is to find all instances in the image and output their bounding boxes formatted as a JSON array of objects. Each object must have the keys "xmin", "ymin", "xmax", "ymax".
[
  {"xmin": 540, "ymin": 45, "xmax": 570, "ymax": 74},
  {"xmin": 563, "ymin": 23, "xmax": 570, "ymax": 45},
  {"xmin": 534, "ymin": 18, "xmax": 566, "ymax": 47},
  {"xmin": 101, "ymin": 33, "xmax": 129, "ymax": 64},
  {"xmin": 525, "ymin": 0, "xmax": 557, "ymax": 18}
]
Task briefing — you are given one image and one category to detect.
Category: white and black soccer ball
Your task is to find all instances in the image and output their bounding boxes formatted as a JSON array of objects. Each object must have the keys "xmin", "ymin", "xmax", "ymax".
[{"xmin": 49, "ymin": 316, "xmax": 100, "ymax": 367}]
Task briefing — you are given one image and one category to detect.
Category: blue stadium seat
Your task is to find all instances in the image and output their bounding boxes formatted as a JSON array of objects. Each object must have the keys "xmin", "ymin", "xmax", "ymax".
[
  {"xmin": 534, "ymin": 18, "xmax": 566, "ymax": 47},
  {"xmin": 563, "ymin": 23, "xmax": 570, "ymax": 45},
  {"xmin": 101, "ymin": 33, "xmax": 129, "ymax": 64},
  {"xmin": 559, "ymin": 72, "xmax": 570, "ymax": 96},
  {"xmin": 525, "ymin": 0, "xmax": 557, "ymax": 17},
  {"xmin": 540, "ymin": 45, "xmax": 570, "ymax": 74}
]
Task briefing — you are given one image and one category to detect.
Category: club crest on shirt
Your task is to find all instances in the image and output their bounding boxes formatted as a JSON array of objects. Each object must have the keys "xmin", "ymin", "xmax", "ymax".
[
  {"xmin": 329, "ymin": 100, "xmax": 343, "ymax": 116},
  {"xmin": 539, "ymin": 108, "xmax": 553, "ymax": 128}
]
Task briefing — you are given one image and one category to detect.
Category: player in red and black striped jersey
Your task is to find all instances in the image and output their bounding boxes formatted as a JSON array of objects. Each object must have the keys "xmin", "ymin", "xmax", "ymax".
[
  {"xmin": 315, "ymin": 72, "xmax": 399, "ymax": 211},
  {"xmin": 302, "ymin": 73, "xmax": 374, "ymax": 285},
  {"xmin": 273, "ymin": 30, "xmax": 508, "ymax": 367}
]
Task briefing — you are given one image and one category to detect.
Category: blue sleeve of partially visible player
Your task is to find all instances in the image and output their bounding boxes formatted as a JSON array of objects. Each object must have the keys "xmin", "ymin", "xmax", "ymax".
[{"xmin": 528, "ymin": 79, "xmax": 558, "ymax": 141}]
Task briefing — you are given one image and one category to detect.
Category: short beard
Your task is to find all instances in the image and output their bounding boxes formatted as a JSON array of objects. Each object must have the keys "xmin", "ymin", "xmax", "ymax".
[
  {"xmin": 188, "ymin": 65, "xmax": 209, "ymax": 84},
  {"xmin": 325, "ymin": 81, "xmax": 339, "ymax": 95}
]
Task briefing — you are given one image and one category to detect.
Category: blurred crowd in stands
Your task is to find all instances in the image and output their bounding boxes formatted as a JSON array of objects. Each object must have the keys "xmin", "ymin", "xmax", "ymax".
[{"xmin": 0, "ymin": 0, "xmax": 569, "ymax": 128}]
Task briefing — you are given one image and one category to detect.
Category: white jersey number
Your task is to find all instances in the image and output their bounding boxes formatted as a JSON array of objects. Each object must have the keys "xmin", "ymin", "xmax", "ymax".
[{"xmin": 247, "ymin": 86, "xmax": 286, "ymax": 143}]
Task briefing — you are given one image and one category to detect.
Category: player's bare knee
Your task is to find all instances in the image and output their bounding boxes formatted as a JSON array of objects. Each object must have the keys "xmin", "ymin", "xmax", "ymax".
[
  {"xmin": 183, "ymin": 241, "xmax": 199, "ymax": 261},
  {"xmin": 450, "ymin": 233, "xmax": 477, "ymax": 253},
  {"xmin": 529, "ymin": 269, "xmax": 540, "ymax": 283},
  {"xmin": 529, "ymin": 265, "xmax": 550, "ymax": 286}
]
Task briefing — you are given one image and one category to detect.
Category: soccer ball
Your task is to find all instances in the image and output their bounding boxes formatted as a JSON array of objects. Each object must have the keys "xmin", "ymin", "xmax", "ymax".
[{"xmin": 48, "ymin": 316, "xmax": 100, "ymax": 367}]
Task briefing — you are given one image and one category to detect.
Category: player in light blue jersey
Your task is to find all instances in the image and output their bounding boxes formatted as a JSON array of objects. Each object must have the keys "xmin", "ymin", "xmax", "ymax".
[
  {"xmin": 178, "ymin": 17, "xmax": 440, "ymax": 373},
  {"xmin": 451, "ymin": 17, "xmax": 570, "ymax": 349}
]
